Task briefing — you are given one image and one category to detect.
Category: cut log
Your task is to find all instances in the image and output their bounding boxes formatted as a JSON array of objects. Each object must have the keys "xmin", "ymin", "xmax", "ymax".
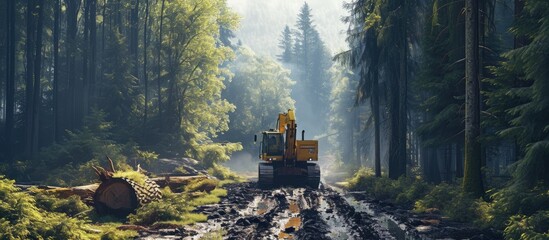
[{"xmin": 93, "ymin": 177, "xmax": 161, "ymax": 216}]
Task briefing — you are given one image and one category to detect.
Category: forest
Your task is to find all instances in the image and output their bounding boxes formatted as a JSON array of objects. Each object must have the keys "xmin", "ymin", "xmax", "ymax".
[{"xmin": 0, "ymin": 0, "xmax": 548, "ymax": 239}]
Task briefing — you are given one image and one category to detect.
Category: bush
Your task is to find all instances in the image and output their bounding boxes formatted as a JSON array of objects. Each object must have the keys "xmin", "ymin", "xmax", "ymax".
[
  {"xmin": 128, "ymin": 188, "xmax": 196, "ymax": 226},
  {"xmin": 345, "ymin": 167, "xmax": 431, "ymax": 205},
  {"xmin": 185, "ymin": 178, "xmax": 219, "ymax": 193},
  {"xmin": 504, "ymin": 211, "xmax": 549, "ymax": 240},
  {"xmin": 0, "ymin": 176, "xmax": 94, "ymax": 239},
  {"xmin": 33, "ymin": 191, "xmax": 91, "ymax": 217},
  {"xmin": 479, "ymin": 185, "xmax": 549, "ymax": 230},
  {"xmin": 414, "ymin": 183, "xmax": 480, "ymax": 222},
  {"xmin": 208, "ymin": 163, "xmax": 244, "ymax": 182},
  {"xmin": 195, "ymin": 143, "xmax": 243, "ymax": 167}
]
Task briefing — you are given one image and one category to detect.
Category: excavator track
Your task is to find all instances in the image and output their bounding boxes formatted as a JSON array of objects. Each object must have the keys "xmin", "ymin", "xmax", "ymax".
[
  {"xmin": 306, "ymin": 163, "xmax": 321, "ymax": 188},
  {"xmin": 258, "ymin": 163, "xmax": 274, "ymax": 188}
]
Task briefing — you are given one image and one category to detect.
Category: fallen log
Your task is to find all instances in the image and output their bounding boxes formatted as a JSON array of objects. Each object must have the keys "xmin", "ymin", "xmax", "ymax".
[{"xmin": 92, "ymin": 156, "xmax": 162, "ymax": 216}]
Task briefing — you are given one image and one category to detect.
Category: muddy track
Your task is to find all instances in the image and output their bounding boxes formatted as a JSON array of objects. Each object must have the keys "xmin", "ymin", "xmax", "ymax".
[
  {"xmin": 185, "ymin": 182, "xmax": 387, "ymax": 240},
  {"xmin": 139, "ymin": 182, "xmax": 502, "ymax": 240}
]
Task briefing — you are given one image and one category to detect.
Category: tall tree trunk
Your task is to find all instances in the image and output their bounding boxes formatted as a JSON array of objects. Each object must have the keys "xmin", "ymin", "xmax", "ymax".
[
  {"xmin": 143, "ymin": 0, "xmax": 150, "ymax": 125},
  {"xmin": 513, "ymin": 0, "xmax": 527, "ymax": 48},
  {"xmin": 31, "ymin": 0, "xmax": 44, "ymax": 156},
  {"xmin": 65, "ymin": 0, "xmax": 80, "ymax": 130},
  {"xmin": 89, "ymin": 0, "xmax": 97, "ymax": 108},
  {"xmin": 53, "ymin": 0, "xmax": 60, "ymax": 143},
  {"xmin": 130, "ymin": 0, "xmax": 139, "ymax": 78},
  {"xmin": 398, "ymin": 0, "xmax": 408, "ymax": 177},
  {"xmin": 369, "ymin": 31, "xmax": 381, "ymax": 177},
  {"xmin": 5, "ymin": 0, "xmax": 16, "ymax": 161},
  {"xmin": 463, "ymin": 0, "xmax": 484, "ymax": 197},
  {"xmin": 82, "ymin": 0, "xmax": 89, "ymax": 121},
  {"xmin": 25, "ymin": 0, "xmax": 37, "ymax": 157},
  {"xmin": 157, "ymin": 0, "xmax": 165, "ymax": 119}
]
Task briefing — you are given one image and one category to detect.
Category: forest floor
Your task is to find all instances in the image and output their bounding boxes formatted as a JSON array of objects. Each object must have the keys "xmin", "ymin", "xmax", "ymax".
[{"xmin": 137, "ymin": 180, "xmax": 502, "ymax": 240}]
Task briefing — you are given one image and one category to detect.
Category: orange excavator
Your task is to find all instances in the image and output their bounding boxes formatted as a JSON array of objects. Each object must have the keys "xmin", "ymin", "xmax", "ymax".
[{"xmin": 255, "ymin": 109, "xmax": 320, "ymax": 188}]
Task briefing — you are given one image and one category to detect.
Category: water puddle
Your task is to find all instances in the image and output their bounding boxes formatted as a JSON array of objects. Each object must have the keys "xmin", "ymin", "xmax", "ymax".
[
  {"xmin": 318, "ymin": 196, "xmax": 349, "ymax": 239},
  {"xmin": 344, "ymin": 194, "xmax": 423, "ymax": 240},
  {"xmin": 276, "ymin": 199, "xmax": 302, "ymax": 239}
]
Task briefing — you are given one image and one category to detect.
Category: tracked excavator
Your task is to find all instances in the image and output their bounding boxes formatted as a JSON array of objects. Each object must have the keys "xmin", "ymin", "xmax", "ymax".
[{"xmin": 255, "ymin": 109, "xmax": 320, "ymax": 188}]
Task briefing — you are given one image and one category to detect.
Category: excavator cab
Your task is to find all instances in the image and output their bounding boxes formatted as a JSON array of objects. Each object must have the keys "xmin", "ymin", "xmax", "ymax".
[
  {"xmin": 260, "ymin": 132, "xmax": 285, "ymax": 160},
  {"xmin": 256, "ymin": 109, "xmax": 320, "ymax": 189}
]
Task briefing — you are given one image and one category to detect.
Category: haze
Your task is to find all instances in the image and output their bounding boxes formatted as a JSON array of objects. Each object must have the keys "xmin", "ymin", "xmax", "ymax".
[{"xmin": 227, "ymin": 0, "xmax": 348, "ymax": 57}]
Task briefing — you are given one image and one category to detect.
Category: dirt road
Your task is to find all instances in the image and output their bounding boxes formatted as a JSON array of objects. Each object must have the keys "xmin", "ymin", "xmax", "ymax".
[{"xmin": 140, "ymin": 182, "xmax": 501, "ymax": 240}]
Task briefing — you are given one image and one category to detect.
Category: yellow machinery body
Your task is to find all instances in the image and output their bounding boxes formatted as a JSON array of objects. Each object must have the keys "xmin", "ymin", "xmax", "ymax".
[{"xmin": 257, "ymin": 109, "xmax": 320, "ymax": 188}]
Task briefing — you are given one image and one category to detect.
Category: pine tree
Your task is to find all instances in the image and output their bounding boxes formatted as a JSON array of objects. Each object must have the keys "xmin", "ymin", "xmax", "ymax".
[{"xmin": 278, "ymin": 25, "xmax": 293, "ymax": 63}]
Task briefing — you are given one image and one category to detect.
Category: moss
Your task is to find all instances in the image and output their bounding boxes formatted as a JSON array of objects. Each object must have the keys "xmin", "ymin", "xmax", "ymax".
[
  {"xmin": 113, "ymin": 170, "xmax": 148, "ymax": 185},
  {"xmin": 185, "ymin": 178, "xmax": 219, "ymax": 193}
]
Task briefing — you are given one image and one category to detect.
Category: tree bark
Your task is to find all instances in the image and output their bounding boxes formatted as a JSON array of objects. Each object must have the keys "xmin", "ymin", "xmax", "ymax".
[
  {"xmin": 463, "ymin": 0, "xmax": 484, "ymax": 197},
  {"xmin": 25, "ymin": 0, "xmax": 37, "ymax": 158},
  {"xmin": 368, "ymin": 30, "xmax": 381, "ymax": 177},
  {"xmin": 5, "ymin": 0, "xmax": 16, "ymax": 161},
  {"xmin": 65, "ymin": 0, "xmax": 81, "ymax": 130},
  {"xmin": 89, "ymin": 0, "xmax": 97, "ymax": 108},
  {"xmin": 157, "ymin": 0, "xmax": 166, "ymax": 120},
  {"xmin": 130, "ymin": 0, "xmax": 139, "ymax": 78},
  {"xmin": 398, "ymin": 0, "xmax": 408, "ymax": 177},
  {"xmin": 31, "ymin": 0, "xmax": 44, "ymax": 156},
  {"xmin": 143, "ymin": 0, "xmax": 150, "ymax": 125},
  {"xmin": 53, "ymin": 0, "xmax": 61, "ymax": 143}
]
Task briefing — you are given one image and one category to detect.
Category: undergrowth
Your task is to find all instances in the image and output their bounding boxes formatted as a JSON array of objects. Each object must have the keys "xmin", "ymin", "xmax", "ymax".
[
  {"xmin": 0, "ymin": 176, "xmax": 137, "ymax": 239},
  {"xmin": 345, "ymin": 167, "xmax": 549, "ymax": 239},
  {"xmin": 208, "ymin": 163, "xmax": 245, "ymax": 183}
]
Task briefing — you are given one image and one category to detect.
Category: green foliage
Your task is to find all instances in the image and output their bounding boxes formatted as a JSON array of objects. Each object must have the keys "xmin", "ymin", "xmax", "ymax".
[
  {"xmin": 136, "ymin": 150, "xmax": 159, "ymax": 165},
  {"xmin": 185, "ymin": 178, "xmax": 219, "ymax": 193},
  {"xmin": 414, "ymin": 183, "xmax": 480, "ymax": 222},
  {"xmin": 479, "ymin": 186, "xmax": 549, "ymax": 230},
  {"xmin": 128, "ymin": 185, "xmax": 225, "ymax": 226},
  {"xmin": 327, "ymin": 64, "xmax": 356, "ymax": 165},
  {"xmin": 504, "ymin": 211, "xmax": 549, "ymax": 240},
  {"xmin": 487, "ymin": 0, "xmax": 549, "ymax": 189},
  {"xmin": 346, "ymin": 167, "xmax": 431, "ymax": 205},
  {"xmin": 112, "ymin": 170, "xmax": 148, "ymax": 186},
  {"xmin": 0, "ymin": 176, "xmax": 94, "ymax": 239},
  {"xmin": 128, "ymin": 187, "xmax": 194, "ymax": 226},
  {"xmin": 207, "ymin": 163, "xmax": 244, "ymax": 182},
  {"xmin": 194, "ymin": 142, "xmax": 243, "ymax": 167},
  {"xmin": 36, "ymin": 110, "xmax": 132, "ymax": 186},
  {"xmin": 414, "ymin": 0, "xmax": 465, "ymax": 146},
  {"xmin": 222, "ymin": 47, "xmax": 295, "ymax": 149},
  {"xmin": 33, "ymin": 191, "xmax": 91, "ymax": 217}
]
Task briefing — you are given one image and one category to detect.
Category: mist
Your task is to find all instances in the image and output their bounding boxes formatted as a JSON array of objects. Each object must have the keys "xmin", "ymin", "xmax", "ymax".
[{"xmin": 226, "ymin": 0, "xmax": 348, "ymax": 58}]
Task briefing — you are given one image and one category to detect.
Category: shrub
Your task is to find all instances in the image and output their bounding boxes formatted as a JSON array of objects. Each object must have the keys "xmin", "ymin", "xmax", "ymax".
[
  {"xmin": 345, "ymin": 167, "xmax": 431, "ymax": 205},
  {"xmin": 504, "ymin": 211, "xmax": 549, "ymax": 240},
  {"xmin": 185, "ymin": 178, "xmax": 219, "ymax": 193},
  {"xmin": 0, "ymin": 176, "xmax": 94, "ymax": 239},
  {"xmin": 128, "ymin": 188, "xmax": 195, "ymax": 226},
  {"xmin": 208, "ymin": 163, "xmax": 244, "ymax": 182},
  {"xmin": 33, "ymin": 191, "xmax": 91, "ymax": 217},
  {"xmin": 414, "ymin": 183, "xmax": 481, "ymax": 222}
]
